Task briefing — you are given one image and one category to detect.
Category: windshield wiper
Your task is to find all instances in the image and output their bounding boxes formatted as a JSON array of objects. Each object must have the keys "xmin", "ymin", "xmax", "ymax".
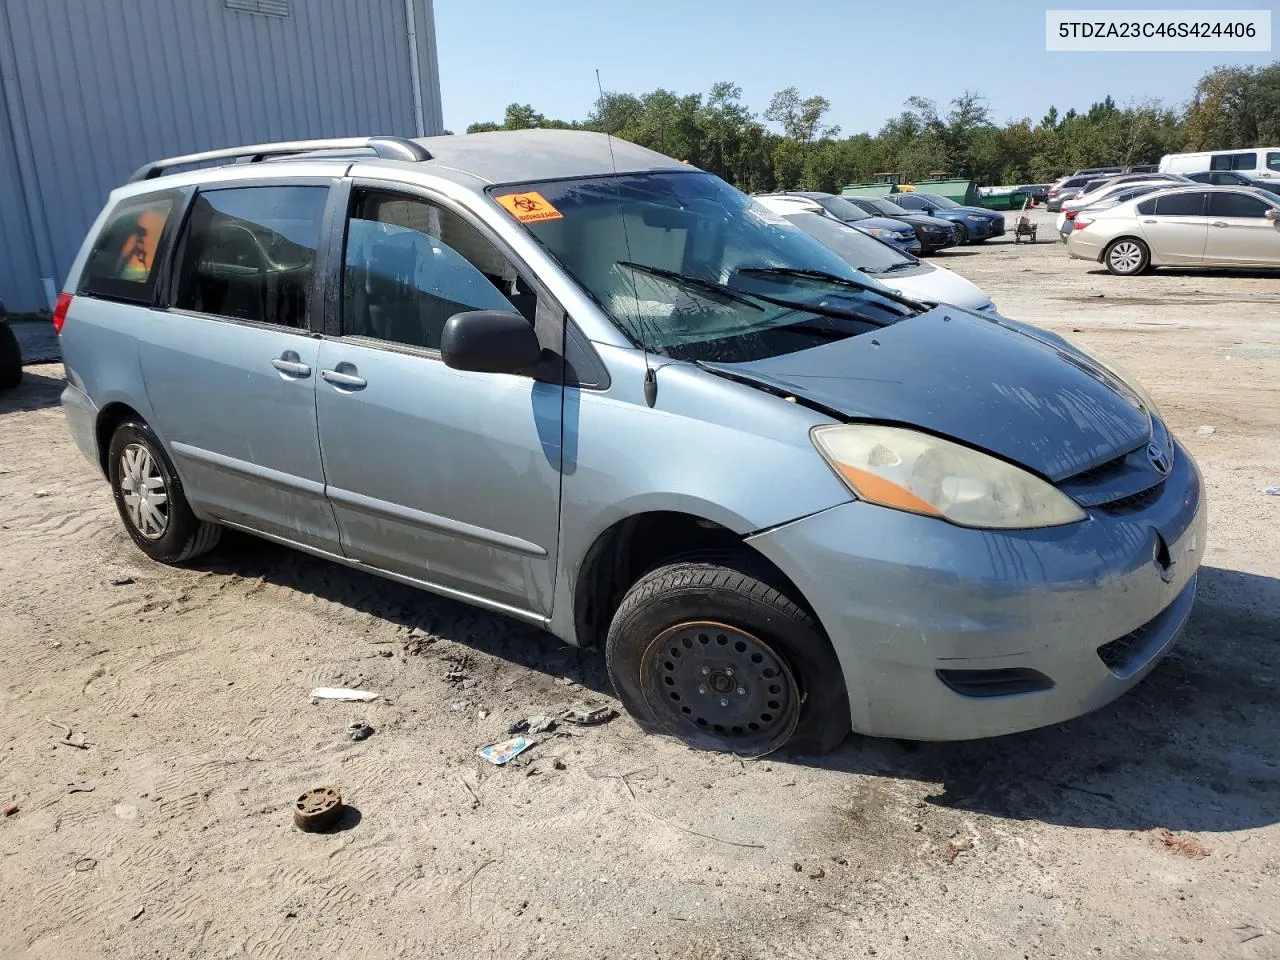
[
  {"xmin": 736, "ymin": 266, "xmax": 879, "ymax": 292},
  {"xmin": 616, "ymin": 261, "xmax": 763, "ymax": 311},
  {"xmin": 880, "ymin": 261, "xmax": 916, "ymax": 274}
]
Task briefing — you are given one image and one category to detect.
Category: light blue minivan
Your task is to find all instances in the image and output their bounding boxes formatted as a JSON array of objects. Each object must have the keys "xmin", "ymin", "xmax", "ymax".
[{"xmin": 58, "ymin": 130, "xmax": 1205, "ymax": 756}]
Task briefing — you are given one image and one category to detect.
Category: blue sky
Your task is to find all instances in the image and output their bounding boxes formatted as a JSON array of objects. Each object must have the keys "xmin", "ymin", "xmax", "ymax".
[{"xmin": 433, "ymin": 0, "xmax": 1275, "ymax": 134}]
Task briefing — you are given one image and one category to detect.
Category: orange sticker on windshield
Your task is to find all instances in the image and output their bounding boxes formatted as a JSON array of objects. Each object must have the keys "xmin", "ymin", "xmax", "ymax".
[{"xmin": 496, "ymin": 191, "xmax": 564, "ymax": 223}]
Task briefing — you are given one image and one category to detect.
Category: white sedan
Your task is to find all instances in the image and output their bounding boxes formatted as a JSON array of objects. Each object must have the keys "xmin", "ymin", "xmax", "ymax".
[
  {"xmin": 753, "ymin": 202, "xmax": 995, "ymax": 312},
  {"xmin": 1065, "ymin": 185, "xmax": 1280, "ymax": 274}
]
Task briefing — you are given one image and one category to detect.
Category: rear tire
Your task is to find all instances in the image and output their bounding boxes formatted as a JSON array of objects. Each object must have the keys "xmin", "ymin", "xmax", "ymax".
[
  {"xmin": 0, "ymin": 323, "xmax": 22, "ymax": 390},
  {"xmin": 605, "ymin": 555, "xmax": 850, "ymax": 757},
  {"xmin": 107, "ymin": 421, "xmax": 221, "ymax": 563},
  {"xmin": 1104, "ymin": 238, "xmax": 1150, "ymax": 276}
]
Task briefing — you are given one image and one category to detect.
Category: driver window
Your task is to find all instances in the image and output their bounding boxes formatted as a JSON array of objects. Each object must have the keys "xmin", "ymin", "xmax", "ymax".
[{"xmin": 341, "ymin": 192, "xmax": 533, "ymax": 351}]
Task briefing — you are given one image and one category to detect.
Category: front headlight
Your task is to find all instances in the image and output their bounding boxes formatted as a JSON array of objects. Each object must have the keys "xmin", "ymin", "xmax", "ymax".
[
  {"xmin": 811, "ymin": 425, "xmax": 1086, "ymax": 529},
  {"xmin": 965, "ymin": 214, "xmax": 984, "ymax": 222}
]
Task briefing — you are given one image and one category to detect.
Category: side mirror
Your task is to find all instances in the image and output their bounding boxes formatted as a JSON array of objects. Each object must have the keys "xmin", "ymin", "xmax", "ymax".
[
  {"xmin": 441, "ymin": 310, "xmax": 543, "ymax": 374},
  {"xmin": 923, "ymin": 208, "xmax": 935, "ymax": 217},
  {"xmin": 1266, "ymin": 208, "xmax": 1280, "ymax": 221}
]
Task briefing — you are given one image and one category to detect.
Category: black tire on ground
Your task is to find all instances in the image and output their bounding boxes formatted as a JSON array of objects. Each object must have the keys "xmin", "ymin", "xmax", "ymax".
[
  {"xmin": 1104, "ymin": 237, "xmax": 1151, "ymax": 276},
  {"xmin": 107, "ymin": 420, "xmax": 222, "ymax": 563},
  {"xmin": 0, "ymin": 323, "xmax": 22, "ymax": 390},
  {"xmin": 605, "ymin": 555, "xmax": 851, "ymax": 757},
  {"xmin": 953, "ymin": 222, "xmax": 968, "ymax": 244}
]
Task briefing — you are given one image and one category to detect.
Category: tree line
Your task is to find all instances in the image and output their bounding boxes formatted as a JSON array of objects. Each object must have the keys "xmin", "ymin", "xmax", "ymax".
[{"xmin": 461, "ymin": 62, "xmax": 1280, "ymax": 194}]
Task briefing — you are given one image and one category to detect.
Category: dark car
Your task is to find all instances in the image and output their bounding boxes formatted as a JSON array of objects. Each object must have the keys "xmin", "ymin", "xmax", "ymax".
[
  {"xmin": 1185, "ymin": 170, "xmax": 1280, "ymax": 196},
  {"xmin": 777, "ymin": 192, "xmax": 924, "ymax": 254},
  {"xmin": 0, "ymin": 300, "xmax": 23, "ymax": 390},
  {"xmin": 889, "ymin": 193, "xmax": 1006, "ymax": 243},
  {"xmin": 841, "ymin": 196, "xmax": 959, "ymax": 252}
]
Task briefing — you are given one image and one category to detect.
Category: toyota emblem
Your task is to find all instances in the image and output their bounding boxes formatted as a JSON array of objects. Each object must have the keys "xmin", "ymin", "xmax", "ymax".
[{"xmin": 1146, "ymin": 442, "xmax": 1171, "ymax": 476}]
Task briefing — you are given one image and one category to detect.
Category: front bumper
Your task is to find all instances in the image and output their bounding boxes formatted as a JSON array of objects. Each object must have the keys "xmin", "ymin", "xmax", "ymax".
[
  {"xmin": 916, "ymin": 229, "xmax": 957, "ymax": 252},
  {"xmin": 747, "ymin": 443, "xmax": 1206, "ymax": 740}
]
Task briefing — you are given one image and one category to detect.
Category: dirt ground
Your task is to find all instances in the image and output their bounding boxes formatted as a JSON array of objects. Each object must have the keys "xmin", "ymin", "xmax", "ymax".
[{"xmin": 2, "ymin": 208, "xmax": 1278, "ymax": 960}]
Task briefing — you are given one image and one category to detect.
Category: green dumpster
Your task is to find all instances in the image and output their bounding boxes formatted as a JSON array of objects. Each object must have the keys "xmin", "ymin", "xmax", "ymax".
[
  {"xmin": 912, "ymin": 177, "xmax": 981, "ymax": 205},
  {"xmin": 839, "ymin": 182, "xmax": 899, "ymax": 197},
  {"xmin": 976, "ymin": 186, "xmax": 1030, "ymax": 211}
]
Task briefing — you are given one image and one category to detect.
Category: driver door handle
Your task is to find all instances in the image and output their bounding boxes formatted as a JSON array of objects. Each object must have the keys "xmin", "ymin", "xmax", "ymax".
[{"xmin": 321, "ymin": 367, "xmax": 367, "ymax": 389}]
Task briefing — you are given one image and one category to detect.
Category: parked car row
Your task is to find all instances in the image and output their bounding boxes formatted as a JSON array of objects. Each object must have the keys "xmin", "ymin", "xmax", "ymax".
[{"xmin": 55, "ymin": 130, "xmax": 1203, "ymax": 757}]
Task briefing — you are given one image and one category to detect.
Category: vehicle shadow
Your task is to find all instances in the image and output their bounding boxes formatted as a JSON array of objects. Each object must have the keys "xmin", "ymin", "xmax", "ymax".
[
  {"xmin": 790, "ymin": 565, "xmax": 1280, "ymax": 833},
  {"xmin": 1086, "ymin": 266, "xmax": 1280, "ymax": 280},
  {"xmin": 193, "ymin": 531, "xmax": 614, "ymax": 696},
  {"xmin": 0, "ymin": 370, "xmax": 65, "ymax": 414}
]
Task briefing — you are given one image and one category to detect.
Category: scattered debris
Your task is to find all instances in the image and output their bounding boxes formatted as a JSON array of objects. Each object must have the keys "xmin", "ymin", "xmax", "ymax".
[
  {"xmin": 508, "ymin": 715, "xmax": 556, "ymax": 735},
  {"xmin": 66, "ymin": 782, "xmax": 95, "ymax": 794},
  {"xmin": 34, "ymin": 489, "xmax": 51, "ymax": 498},
  {"xmin": 44, "ymin": 717, "xmax": 90, "ymax": 750},
  {"xmin": 561, "ymin": 703, "xmax": 616, "ymax": 726},
  {"xmin": 553, "ymin": 759, "xmax": 566, "ymax": 771},
  {"xmin": 450, "ymin": 700, "xmax": 471, "ymax": 712},
  {"xmin": 1265, "ymin": 487, "xmax": 1280, "ymax": 496},
  {"xmin": 1196, "ymin": 425, "xmax": 1216, "ymax": 435},
  {"xmin": 944, "ymin": 838, "xmax": 974, "ymax": 864},
  {"xmin": 376, "ymin": 649, "xmax": 393, "ymax": 658},
  {"xmin": 459, "ymin": 778, "xmax": 482, "ymax": 808},
  {"xmin": 1156, "ymin": 827, "xmax": 1209, "ymax": 859},
  {"xmin": 444, "ymin": 669, "xmax": 469, "ymax": 684},
  {"xmin": 293, "ymin": 786, "xmax": 344, "ymax": 832},
  {"xmin": 476, "ymin": 736, "xmax": 535, "ymax": 766},
  {"xmin": 477, "ymin": 709, "xmax": 489, "ymax": 720},
  {"xmin": 347, "ymin": 721, "xmax": 374, "ymax": 743},
  {"xmin": 2, "ymin": 805, "xmax": 19, "ymax": 818},
  {"xmin": 309, "ymin": 687, "xmax": 379, "ymax": 702},
  {"xmin": 403, "ymin": 635, "xmax": 434, "ymax": 655},
  {"xmin": 50, "ymin": 640, "xmax": 61, "ymax": 649},
  {"xmin": 74, "ymin": 857, "xmax": 98, "ymax": 873},
  {"xmin": 1233, "ymin": 924, "xmax": 1264, "ymax": 944},
  {"xmin": 792, "ymin": 862, "xmax": 802, "ymax": 872},
  {"xmin": 809, "ymin": 866, "xmax": 825, "ymax": 880},
  {"xmin": 108, "ymin": 573, "xmax": 135, "ymax": 586},
  {"xmin": 130, "ymin": 906, "xmax": 145, "ymax": 921}
]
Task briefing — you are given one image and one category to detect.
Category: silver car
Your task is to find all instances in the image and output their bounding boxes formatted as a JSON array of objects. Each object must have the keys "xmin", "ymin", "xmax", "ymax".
[
  {"xmin": 58, "ymin": 130, "xmax": 1205, "ymax": 755},
  {"xmin": 1066, "ymin": 184, "xmax": 1280, "ymax": 274}
]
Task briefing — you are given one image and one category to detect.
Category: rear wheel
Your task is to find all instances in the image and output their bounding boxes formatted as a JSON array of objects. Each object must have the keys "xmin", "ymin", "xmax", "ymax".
[
  {"xmin": 605, "ymin": 555, "xmax": 850, "ymax": 757},
  {"xmin": 108, "ymin": 421, "xmax": 221, "ymax": 563},
  {"xmin": 1104, "ymin": 238, "xmax": 1150, "ymax": 276},
  {"xmin": 0, "ymin": 323, "xmax": 21, "ymax": 390}
]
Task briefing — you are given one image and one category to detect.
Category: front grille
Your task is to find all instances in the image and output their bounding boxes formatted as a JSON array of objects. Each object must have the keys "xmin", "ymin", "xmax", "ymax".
[
  {"xmin": 1096, "ymin": 484, "xmax": 1164, "ymax": 514},
  {"xmin": 937, "ymin": 668, "xmax": 1054, "ymax": 698}
]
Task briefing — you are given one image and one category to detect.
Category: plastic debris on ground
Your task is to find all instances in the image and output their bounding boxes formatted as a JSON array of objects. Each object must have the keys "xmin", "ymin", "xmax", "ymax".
[
  {"xmin": 347, "ymin": 721, "xmax": 374, "ymax": 742},
  {"xmin": 1196, "ymin": 425, "xmax": 1216, "ymax": 435},
  {"xmin": 476, "ymin": 736, "xmax": 535, "ymax": 766},
  {"xmin": 310, "ymin": 687, "xmax": 379, "ymax": 702},
  {"xmin": 561, "ymin": 703, "xmax": 617, "ymax": 726},
  {"xmin": 508, "ymin": 715, "xmax": 556, "ymax": 735},
  {"xmin": 1265, "ymin": 487, "xmax": 1280, "ymax": 496}
]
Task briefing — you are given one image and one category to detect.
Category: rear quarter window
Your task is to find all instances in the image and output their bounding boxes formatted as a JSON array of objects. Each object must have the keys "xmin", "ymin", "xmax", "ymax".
[{"xmin": 79, "ymin": 190, "xmax": 186, "ymax": 304}]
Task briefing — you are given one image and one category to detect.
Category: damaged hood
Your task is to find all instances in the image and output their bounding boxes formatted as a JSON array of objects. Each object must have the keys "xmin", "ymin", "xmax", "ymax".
[{"xmin": 705, "ymin": 308, "xmax": 1152, "ymax": 482}]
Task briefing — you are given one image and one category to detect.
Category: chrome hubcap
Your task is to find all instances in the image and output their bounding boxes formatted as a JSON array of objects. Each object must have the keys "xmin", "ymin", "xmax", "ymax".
[
  {"xmin": 119, "ymin": 443, "xmax": 169, "ymax": 540},
  {"xmin": 1110, "ymin": 242, "xmax": 1142, "ymax": 273}
]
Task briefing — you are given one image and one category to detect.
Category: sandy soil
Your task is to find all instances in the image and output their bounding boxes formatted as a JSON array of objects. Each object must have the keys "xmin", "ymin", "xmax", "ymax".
[{"xmin": 2, "ymin": 209, "xmax": 1278, "ymax": 959}]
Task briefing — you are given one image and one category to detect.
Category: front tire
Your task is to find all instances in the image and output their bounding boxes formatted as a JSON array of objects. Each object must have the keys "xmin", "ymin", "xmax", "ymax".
[
  {"xmin": 605, "ymin": 556, "xmax": 850, "ymax": 757},
  {"xmin": 108, "ymin": 421, "xmax": 221, "ymax": 563},
  {"xmin": 1104, "ymin": 238, "xmax": 1150, "ymax": 276},
  {"xmin": 953, "ymin": 222, "xmax": 969, "ymax": 244}
]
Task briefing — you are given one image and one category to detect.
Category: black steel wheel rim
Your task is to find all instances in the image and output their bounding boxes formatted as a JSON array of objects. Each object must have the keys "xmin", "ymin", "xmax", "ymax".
[{"xmin": 640, "ymin": 621, "xmax": 800, "ymax": 757}]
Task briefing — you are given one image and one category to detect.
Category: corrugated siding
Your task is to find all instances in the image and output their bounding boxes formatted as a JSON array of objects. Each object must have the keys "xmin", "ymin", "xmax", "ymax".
[
  {"xmin": 0, "ymin": 0, "xmax": 443, "ymax": 311},
  {"xmin": 0, "ymin": 63, "xmax": 46, "ymax": 311}
]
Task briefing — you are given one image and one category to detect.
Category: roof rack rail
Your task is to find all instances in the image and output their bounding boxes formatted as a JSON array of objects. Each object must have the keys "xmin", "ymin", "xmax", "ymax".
[{"xmin": 127, "ymin": 136, "xmax": 431, "ymax": 183}]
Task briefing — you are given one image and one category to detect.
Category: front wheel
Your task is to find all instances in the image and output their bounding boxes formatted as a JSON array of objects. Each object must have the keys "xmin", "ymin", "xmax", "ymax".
[
  {"xmin": 605, "ymin": 556, "xmax": 850, "ymax": 757},
  {"xmin": 1104, "ymin": 238, "xmax": 1150, "ymax": 276},
  {"xmin": 108, "ymin": 421, "xmax": 222, "ymax": 563},
  {"xmin": 953, "ymin": 222, "xmax": 969, "ymax": 244}
]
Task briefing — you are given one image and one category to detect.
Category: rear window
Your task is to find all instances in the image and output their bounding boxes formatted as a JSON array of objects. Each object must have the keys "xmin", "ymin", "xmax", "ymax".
[
  {"xmin": 173, "ymin": 185, "xmax": 328, "ymax": 328},
  {"xmin": 1153, "ymin": 192, "xmax": 1206, "ymax": 216},
  {"xmin": 79, "ymin": 191, "xmax": 184, "ymax": 303},
  {"xmin": 1268, "ymin": 152, "xmax": 1280, "ymax": 173},
  {"xmin": 1212, "ymin": 152, "xmax": 1257, "ymax": 171}
]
